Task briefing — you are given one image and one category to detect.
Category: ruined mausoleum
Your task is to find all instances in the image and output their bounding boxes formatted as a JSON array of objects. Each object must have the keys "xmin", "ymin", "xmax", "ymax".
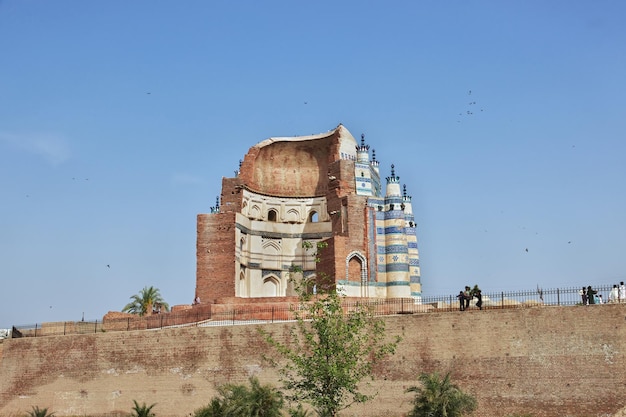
[{"xmin": 195, "ymin": 125, "xmax": 421, "ymax": 303}]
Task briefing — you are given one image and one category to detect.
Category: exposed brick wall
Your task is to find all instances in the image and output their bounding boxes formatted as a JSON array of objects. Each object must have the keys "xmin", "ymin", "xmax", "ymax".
[
  {"xmin": 219, "ymin": 177, "xmax": 244, "ymax": 214},
  {"xmin": 238, "ymin": 133, "xmax": 340, "ymax": 198},
  {"xmin": 2, "ymin": 305, "xmax": 626, "ymax": 417},
  {"xmin": 320, "ymin": 158, "xmax": 372, "ymax": 286},
  {"xmin": 196, "ymin": 211, "xmax": 236, "ymax": 303}
]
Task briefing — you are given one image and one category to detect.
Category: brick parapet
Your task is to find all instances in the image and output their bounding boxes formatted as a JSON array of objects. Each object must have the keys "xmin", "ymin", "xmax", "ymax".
[{"xmin": 2, "ymin": 305, "xmax": 626, "ymax": 417}]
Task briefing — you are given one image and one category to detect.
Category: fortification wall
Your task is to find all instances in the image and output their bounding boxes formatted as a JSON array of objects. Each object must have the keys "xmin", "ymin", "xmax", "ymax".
[{"xmin": 1, "ymin": 304, "xmax": 625, "ymax": 417}]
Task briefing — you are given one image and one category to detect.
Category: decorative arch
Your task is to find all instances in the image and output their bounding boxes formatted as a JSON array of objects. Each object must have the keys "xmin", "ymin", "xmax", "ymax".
[
  {"xmin": 285, "ymin": 207, "xmax": 300, "ymax": 223},
  {"xmin": 262, "ymin": 238, "xmax": 281, "ymax": 269},
  {"xmin": 239, "ymin": 235, "xmax": 246, "ymax": 254},
  {"xmin": 249, "ymin": 204, "xmax": 261, "ymax": 219},
  {"xmin": 261, "ymin": 275, "xmax": 280, "ymax": 297},
  {"xmin": 262, "ymin": 239, "xmax": 281, "ymax": 252},
  {"xmin": 239, "ymin": 270, "xmax": 246, "ymax": 297},
  {"xmin": 345, "ymin": 251, "xmax": 368, "ymax": 296}
]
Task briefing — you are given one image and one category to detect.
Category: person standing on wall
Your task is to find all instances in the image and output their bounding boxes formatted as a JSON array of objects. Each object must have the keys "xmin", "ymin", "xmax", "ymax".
[
  {"xmin": 587, "ymin": 286, "xmax": 596, "ymax": 305},
  {"xmin": 475, "ymin": 289, "xmax": 483, "ymax": 310},
  {"xmin": 609, "ymin": 285, "xmax": 619, "ymax": 303},
  {"xmin": 457, "ymin": 291, "xmax": 466, "ymax": 311},
  {"xmin": 464, "ymin": 286, "xmax": 471, "ymax": 310}
]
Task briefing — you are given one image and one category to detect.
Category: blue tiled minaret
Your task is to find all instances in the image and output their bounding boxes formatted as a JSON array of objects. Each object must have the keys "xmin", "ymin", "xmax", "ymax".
[
  {"xmin": 355, "ymin": 134, "xmax": 374, "ymax": 196},
  {"xmin": 381, "ymin": 165, "xmax": 412, "ymax": 298},
  {"xmin": 403, "ymin": 184, "xmax": 422, "ymax": 301}
]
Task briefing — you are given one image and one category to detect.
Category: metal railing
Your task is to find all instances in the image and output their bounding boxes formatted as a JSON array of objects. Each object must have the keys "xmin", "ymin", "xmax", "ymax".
[{"xmin": 9, "ymin": 284, "xmax": 618, "ymax": 338}]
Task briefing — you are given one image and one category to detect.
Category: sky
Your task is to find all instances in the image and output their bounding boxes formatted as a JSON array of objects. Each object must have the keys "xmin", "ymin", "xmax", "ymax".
[{"xmin": 1, "ymin": 1, "xmax": 625, "ymax": 329}]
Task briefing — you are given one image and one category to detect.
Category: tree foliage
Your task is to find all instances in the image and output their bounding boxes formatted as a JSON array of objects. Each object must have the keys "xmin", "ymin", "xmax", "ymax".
[
  {"xmin": 193, "ymin": 377, "xmax": 284, "ymax": 417},
  {"xmin": 406, "ymin": 372, "xmax": 477, "ymax": 417},
  {"xmin": 122, "ymin": 286, "xmax": 169, "ymax": 316},
  {"xmin": 263, "ymin": 241, "xmax": 402, "ymax": 417}
]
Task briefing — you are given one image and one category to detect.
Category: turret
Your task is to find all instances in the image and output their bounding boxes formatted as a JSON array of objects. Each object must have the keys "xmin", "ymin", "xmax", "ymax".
[
  {"xmin": 385, "ymin": 164, "xmax": 402, "ymax": 200},
  {"xmin": 356, "ymin": 133, "xmax": 370, "ymax": 163},
  {"xmin": 355, "ymin": 134, "xmax": 374, "ymax": 196}
]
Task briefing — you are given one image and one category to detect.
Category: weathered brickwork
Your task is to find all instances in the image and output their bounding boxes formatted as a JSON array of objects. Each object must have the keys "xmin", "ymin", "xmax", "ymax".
[
  {"xmin": 2, "ymin": 305, "xmax": 626, "ymax": 417},
  {"xmin": 195, "ymin": 125, "xmax": 422, "ymax": 305},
  {"xmin": 196, "ymin": 211, "xmax": 237, "ymax": 303}
]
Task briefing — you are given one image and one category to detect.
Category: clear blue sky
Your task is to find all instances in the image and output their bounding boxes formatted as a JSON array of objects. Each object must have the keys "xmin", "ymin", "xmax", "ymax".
[{"xmin": 1, "ymin": 1, "xmax": 625, "ymax": 329}]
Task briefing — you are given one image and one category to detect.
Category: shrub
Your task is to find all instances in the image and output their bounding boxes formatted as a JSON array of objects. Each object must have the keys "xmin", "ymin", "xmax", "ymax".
[
  {"xmin": 130, "ymin": 400, "xmax": 156, "ymax": 417},
  {"xmin": 193, "ymin": 377, "xmax": 283, "ymax": 417},
  {"xmin": 25, "ymin": 406, "xmax": 55, "ymax": 417}
]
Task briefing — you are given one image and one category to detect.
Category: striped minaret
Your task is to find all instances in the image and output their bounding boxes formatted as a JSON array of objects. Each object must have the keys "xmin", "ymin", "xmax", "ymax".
[
  {"xmin": 383, "ymin": 165, "xmax": 411, "ymax": 298},
  {"xmin": 403, "ymin": 184, "xmax": 422, "ymax": 301},
  {"xmin": 355, "ymin": 134, "xmax": 373, "ymax": 196}
]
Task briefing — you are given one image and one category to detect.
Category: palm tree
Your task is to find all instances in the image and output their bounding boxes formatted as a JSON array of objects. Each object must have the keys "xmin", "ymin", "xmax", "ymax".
[
  {"xmin": 122, "ymin": 286, "xmax": 169, "ymax": 316},
  {"xmin": 193, "ymin": 377, "xmax": 284, "ymax": 417},
  {"xmin": 406, "ymin": 372, "xmax": 477, "ymax": 417}
]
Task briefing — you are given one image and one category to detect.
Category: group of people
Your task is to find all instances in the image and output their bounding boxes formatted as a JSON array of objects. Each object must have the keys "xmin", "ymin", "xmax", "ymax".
[
  {"xmin": 457, "ymin": 285, "xmax": 483, "ymax": 311},
  {"xmin": 580, "ymin": 282, "xmax": 626, "ymax": 305}
]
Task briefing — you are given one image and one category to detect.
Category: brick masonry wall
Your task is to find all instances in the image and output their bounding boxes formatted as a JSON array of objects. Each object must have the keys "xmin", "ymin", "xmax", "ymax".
[
  {"xmin": 238, "ymin": 134, "xmax": 338, "ymax": 198},
  {"xmin": 196, "ymin": 211, "xmax": 236, "ymax": 303},
  {"xmin": 2, "ymin": 305, "xmax": 626, "ymax": 417}
]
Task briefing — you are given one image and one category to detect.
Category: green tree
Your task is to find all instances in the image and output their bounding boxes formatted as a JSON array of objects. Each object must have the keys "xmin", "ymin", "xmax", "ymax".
[
  {"xmin": 263, "ymin": 241, "xmax": 401, "ymax": 417},
  {"xmin": 193, "ymin": 377, "xmax": 283, "ymax": 417},
  {"xmin": 122, "ymin": 286, "xmax": 169, "ymax": 316},
  {"xmin": 406, "ymin": 372, "xmax": 477, "ymax": 417},
  {"xmin": 130, "ymin": 400, "xmax": 157, "ymax": 417}
]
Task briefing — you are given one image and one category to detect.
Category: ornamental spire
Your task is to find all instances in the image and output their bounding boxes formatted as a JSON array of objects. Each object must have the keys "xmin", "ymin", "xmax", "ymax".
[
  {"xmin": 371, "ymin": 148, "xmax": 379, "ymax": 168},
  {"xmin": 386, "ymin": 164, "xmax": 400, "ymax": 183},
  {"xmin": 356, "ymin": 133, "xmax": 370, "ymax": 163},
  {"xmin": 403, "ymin": 184, "xmax": 412, "ymax": 202}
]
